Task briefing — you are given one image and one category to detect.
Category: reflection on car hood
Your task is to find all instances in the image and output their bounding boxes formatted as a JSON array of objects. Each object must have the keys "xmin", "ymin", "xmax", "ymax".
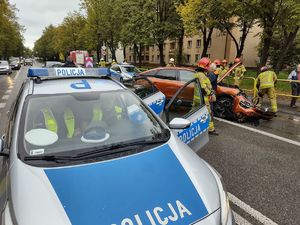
[{"xmin": 10, "ymin": 139, "xmax": 219, "ymax": 225}]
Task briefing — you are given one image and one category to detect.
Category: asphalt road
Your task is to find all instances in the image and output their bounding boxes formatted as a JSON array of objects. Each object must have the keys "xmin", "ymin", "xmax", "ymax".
[{"xmin": 0, "ymin": 64, "xmax": 299, "ymax": 225}]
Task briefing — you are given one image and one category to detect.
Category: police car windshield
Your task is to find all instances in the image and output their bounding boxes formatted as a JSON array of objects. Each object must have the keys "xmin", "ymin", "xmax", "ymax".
[{"xmin": 20, "ymin": 90, "xmax": 167, "ymax": 160}]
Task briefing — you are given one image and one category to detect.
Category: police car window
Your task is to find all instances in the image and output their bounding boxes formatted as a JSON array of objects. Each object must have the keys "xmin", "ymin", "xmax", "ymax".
[
  {"xmin": 19, "ymin": 90, "xmax": 167, "ymax": 162},
  {"xmin": 124, "ymin": 78, "xmax": 157, "ymax": 99},
  {"xmin": 165, "ymin": 79, "xmax": 204, "ymax": 122},
  {"xmin": 179, "ymin": 70, "xmax": 195, "ymax": 82},
  {"xmin": 112, "ymin": 65, "xmax": 121, "ymax": 72},
  {"xmin": 156, "ymin": 69, "xmax": 177, "ymax": 80}
]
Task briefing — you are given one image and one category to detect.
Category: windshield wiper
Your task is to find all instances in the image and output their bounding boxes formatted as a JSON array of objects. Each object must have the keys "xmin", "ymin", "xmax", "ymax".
[{"xmin": 23, "ymin": 155, "xmax": 75, "ymax": 162}]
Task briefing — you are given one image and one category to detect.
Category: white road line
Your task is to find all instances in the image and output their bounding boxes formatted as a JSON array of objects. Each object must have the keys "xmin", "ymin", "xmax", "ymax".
[
  {"xmin": 232, "ymin": 211, "xmax": 252, "ymax": 225},
  {"xmin": 228, "ymin": 193, "xmax": 278, "ymax": 225},
  {"xmin": 2, "ymin": 95, "xmax": 9, "ymax": 100},
  {"xmin": 14, "ymin": 69, "xmax": 21, "ymax": 81},
  {"xmin": 0, "ymin": 103, "xmax": 6, "ymax": 109},
  {"xmin": 215, "ymin": 117, "xmax": 300, "ymax": 147}
]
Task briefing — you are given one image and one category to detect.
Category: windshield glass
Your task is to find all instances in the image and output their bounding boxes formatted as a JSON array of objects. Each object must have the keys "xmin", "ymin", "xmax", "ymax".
[
  {"xmin": 122, "ymin": 66, "xmax": 140, "ymax": 73},
  {"xmin": 0, "ymin": 61, "xmax": 8, "ymax": 65},
  {"xmin": 19, "ymin": 90, "xmax": 167, "ymax": 160}
]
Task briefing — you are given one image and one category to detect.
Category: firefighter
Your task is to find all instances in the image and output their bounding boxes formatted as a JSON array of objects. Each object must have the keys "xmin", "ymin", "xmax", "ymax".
[
  {"xmin": 213, "ymin": 59, "xmax": 222, "ymax": 76},
  {"xmin": 233, "ymin": 58, "xmax": 246, "ymax": 88},
  {"xmin": 111, "ymin": 59, "xmax": 117, "ymax": 66},
  {"xmin": 166, "ymin": 58, "xmax": 176, "ymax": 67},
  {"xmin": 99, "ymin": 58, "xmax": 106, "ymax": 67},
  {"xmin": 256, "ymin": 66, "xmax": 278, "ymax": 113},
  {"xmin": 193, "ymin": 57, "xmax": 218, "ymax": 135},
  {"xmin": 221, "ymin": 59, "xmax": 229, "ymax": 74}
]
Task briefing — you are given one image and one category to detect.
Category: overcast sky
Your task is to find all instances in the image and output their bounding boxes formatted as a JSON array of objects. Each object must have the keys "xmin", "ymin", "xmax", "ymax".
[{"xmin": 11, "ymin": 0, "xmax": 81, "ymax": 49}]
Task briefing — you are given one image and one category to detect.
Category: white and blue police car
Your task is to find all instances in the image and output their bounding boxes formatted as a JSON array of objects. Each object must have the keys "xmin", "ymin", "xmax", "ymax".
[{"xmin": 0, "ymin": 67, "xmax": 234, "ymax": 225}]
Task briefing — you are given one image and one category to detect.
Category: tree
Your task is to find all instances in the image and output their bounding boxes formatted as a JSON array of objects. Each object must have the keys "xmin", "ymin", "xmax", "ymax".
[{"xmin": 177, "ymin": 0, "xmax": 217, "ymax": 58}]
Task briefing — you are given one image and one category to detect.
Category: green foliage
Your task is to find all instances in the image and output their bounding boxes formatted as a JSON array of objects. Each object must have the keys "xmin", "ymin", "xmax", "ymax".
[{"xmin": 0, "ymin": 0, "xmax": 25, "ymax": 59}]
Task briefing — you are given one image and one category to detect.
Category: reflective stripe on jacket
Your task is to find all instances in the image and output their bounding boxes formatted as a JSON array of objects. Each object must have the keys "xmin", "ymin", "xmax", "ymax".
[{"xmin": 257, "ymin": 71, "xmax": 277, "ymax": 89}]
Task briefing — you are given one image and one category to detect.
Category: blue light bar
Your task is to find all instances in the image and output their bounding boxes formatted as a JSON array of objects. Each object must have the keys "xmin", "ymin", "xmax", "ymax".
[{"xmin": 27, "ymin": 67, "xmax": 111, "ymax": 78}]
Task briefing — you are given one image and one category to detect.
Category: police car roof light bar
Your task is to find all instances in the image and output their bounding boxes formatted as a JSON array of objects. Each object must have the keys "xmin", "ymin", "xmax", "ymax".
[{"xmin": 27, "ymin": 67, "xmax": 111, "ymax": 79}]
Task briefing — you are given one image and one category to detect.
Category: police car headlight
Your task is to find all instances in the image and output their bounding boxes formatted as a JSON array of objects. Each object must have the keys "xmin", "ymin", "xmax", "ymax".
[
  {"xmin": 204, "ymin": 162, "xmax": 230, "ymax": 225},
  {"xmin": 2, "ymin": 202, "xmax": 15, "ymax": 225}
]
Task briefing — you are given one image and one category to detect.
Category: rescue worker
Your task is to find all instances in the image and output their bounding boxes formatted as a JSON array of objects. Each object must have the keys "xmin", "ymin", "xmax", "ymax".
[
  {"xmin": 63, "ymin": 56, "xmax": 76, "ymax": 67},
  {"xmin": 221, "ymin": 59, "xmax": 229, "ymax": 75},
  {"xmin": 288, "ymin": 64, "xmax": 300, "ymax": 107},
  {"xmin": 213, "ymin": 59, "xmax": 222, "ymax": 76},
  {"xmin": 193, "ymin": 57, "xmax": 218, "ymax": 135},
  {"xmin": 99, "ymin": 58, "xmax": 106, "ymax": 67},
  {"xmin": 166, "ymin": 58, "xmax": 176, "ymax": 67},
  {"xmin": 233, "ymin": 58, "xmax": 246, "ymax": 88},
  {"xmin": 111, "ymin": 59, "xmax": 117, "ymax": 66},
  {"xmin": 256, "ymin": 66, "xmax": 278, "ymax": 113}
]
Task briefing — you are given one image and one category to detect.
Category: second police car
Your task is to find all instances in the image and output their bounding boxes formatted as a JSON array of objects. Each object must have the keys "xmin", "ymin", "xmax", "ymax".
[{"xmin": 0, "ymin": 67, "xmax": 234, "ymax": 225}]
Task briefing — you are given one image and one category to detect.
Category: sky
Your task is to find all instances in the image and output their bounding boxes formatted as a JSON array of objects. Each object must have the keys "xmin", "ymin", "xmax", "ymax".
[{"xmin": 10, "ymin": 0, "xmax": 81, "ymax": 49}]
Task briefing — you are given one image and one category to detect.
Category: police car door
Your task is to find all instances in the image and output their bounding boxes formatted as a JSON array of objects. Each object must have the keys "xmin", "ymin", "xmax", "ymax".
[
  {"xmin": 124, "ymin": 77, "xmax": 166, "ymax": 116},
  {"xmin": 165, "ymin": 78, "xmax": 210, "ymax": 152}
]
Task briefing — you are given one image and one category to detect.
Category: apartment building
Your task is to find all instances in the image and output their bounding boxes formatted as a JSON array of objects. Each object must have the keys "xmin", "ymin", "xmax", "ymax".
[{"xmin": 125, "ymin": 24, "xmax": 261, "ymax": 68}]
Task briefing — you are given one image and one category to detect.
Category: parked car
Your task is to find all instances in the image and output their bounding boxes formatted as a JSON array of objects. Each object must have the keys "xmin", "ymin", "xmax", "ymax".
[
  {"xmin": 0, "ymin": 60, "xmax": 12, "ymax": 75},
  {"xmin": 44, "ymin": 61, "xmax": 64, "ymax": 68},
  {"xmin": 110, "ymin": 64, "xmax": 141, "ymax": 82},
  {"xmin": 9, "ymin": 60, "xmax": 21, "ymax": 70},
  {"xmin": 24, "ymin": 58, "xmax": 33, "ymax": 66},
  {"xmin": 140, "ymin": 66, "xmax": 275, "ymax": 122},
  {"xmin": 0, "ymin": 67, "xmax": 233, "ymax": 225}
]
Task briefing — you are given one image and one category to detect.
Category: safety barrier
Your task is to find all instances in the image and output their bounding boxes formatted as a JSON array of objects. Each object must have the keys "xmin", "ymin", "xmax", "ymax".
[{"xmin": 222, "ymin": 76, "xmax": 300, "ymax": 98}]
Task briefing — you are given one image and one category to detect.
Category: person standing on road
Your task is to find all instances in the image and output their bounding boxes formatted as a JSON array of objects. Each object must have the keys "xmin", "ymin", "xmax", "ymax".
[
  {"xmin": 233, "ymin": 58, "xmax": 246, "ymax": 88},
  {"xmin": 288, "ymin": 64, "xmax": 300, "ymax": 108},
  {"xmin": 166, "ymin": 58, "xmax": 176, "ymax": 67},
  {"xmin": 111, "ymin": 59, "xmax": 117, "ymax": 66},
  {"xmin": 193, "ymin": 57, "xmax": 218, "ymax": 135},
  {"xmin": 256, "ymin": 66, "xmax": 278, "ymax": 113},
  {"xmin": 99, "ymin": 58, "xmax": 106, "ymax": 67}
]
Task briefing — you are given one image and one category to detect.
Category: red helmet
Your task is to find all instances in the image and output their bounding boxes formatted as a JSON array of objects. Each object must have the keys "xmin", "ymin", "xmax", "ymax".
[
  {"xmin": 234, "ymin": 58, "xmax": 241, "ymax": 63},
  {"xmin": 198, "ymin": 57, "xmax": 211, "ymax": 70},
  {"xmin": 214, "ymin": 59, "xmax": 221, "ymax": 66},
  {"xmin": 222, "ymin": 59, "xmax": 228, "ymax": 64}
]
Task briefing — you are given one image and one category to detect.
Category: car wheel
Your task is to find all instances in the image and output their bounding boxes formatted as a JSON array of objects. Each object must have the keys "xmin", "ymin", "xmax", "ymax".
[
  {"xmin": 235, "ymin": 112, "xmax": 246, "ymax": 123},
  {"xmin": 213, "ymin": 96, "xmax": 234, "ymax": 119}
]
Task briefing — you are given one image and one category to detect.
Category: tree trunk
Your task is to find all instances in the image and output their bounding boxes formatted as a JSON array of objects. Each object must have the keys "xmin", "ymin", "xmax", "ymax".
[
  {"xmin": 259, "ymin": 27, "xmax": 273, "ymax": 68},
  {"xmin": 201, "ymin": 28, "xmax": 213, "ymax": 58},
  {"xmin": 275, "ymin": 26, "xmax": 299, "ymax": 73},
  {"xmin": 158, "ymin": 42, "xmax": 164, "ymax": 66},
  {"xmin": 123, "ymin": 45, "xmax": 126, "ymax": 60},
  {"xmin": 177, "ymin": 28, "xmax": 184, "ymax": 66},
  {"xmin": 138, "ymin": 43, "xmax": 143, "ymax": 67},
  {"xmin": 133, "ymin": 43, "xmax": 138, "ymax": 64}
]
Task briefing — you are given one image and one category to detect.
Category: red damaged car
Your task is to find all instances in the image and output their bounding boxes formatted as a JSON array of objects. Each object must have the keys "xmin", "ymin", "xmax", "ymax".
[{"xmin": 140, "ymin": 66, "xmax": 274, "ymax": 122}]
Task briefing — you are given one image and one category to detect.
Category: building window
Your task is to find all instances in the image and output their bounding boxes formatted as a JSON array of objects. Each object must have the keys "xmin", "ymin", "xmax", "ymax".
[
  {"xmin": 146, "ymin": 55, "xmax": 149, "ymax": 61},
  {"xmin": 152, "ymin": 55, "xmax": 154, "ymax": 62},
  {"xmin": 186, "ymin": 54, "xmax": 191, "ymax": 63},
  {"xmin": 196, "ymin": 40, "xmax": 201, "ymax": 48},
  {"xmin": 129, "ymin": 56, "xmax": 132, "ymax": 61},
  {"xmin": 170, "ymin": 42, "xmax": 175, "ymax": 50},
  {"xmin": 195, "ymin": 54, "xmax": 200, "ymax": 62},
  {"xmin": 157, "ymin": 55, "xmax": 160, "ymax": 61},
  {"xmin": 187, "ymin": 40, "xmax": 192, "ymax": 49}
]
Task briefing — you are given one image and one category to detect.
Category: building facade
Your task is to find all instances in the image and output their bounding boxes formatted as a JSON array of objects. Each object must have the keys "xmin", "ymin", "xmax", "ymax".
[{"xmin": 125, "ymin": 24, "xmax": 261, "ymax": 68}]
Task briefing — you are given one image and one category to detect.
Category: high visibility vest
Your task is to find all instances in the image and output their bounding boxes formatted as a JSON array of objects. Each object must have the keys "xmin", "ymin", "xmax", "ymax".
[
  {"xmin": 99, "ymin": 61, "xmax": 106, "ymax": 67},
  {"xmin": 115, "ymin": 106, "xmax": 123, "ymax": 120},
  {"xmin": 194, "ymin": 72, "xmax": 213, "ymax": 104},
  {"xmin": 257, "ymin": 71, "xmax": 277, "ymax": 89},
  {"xmin": 234, "ymin": 65, "xmax": 246, "ymax": 77}
]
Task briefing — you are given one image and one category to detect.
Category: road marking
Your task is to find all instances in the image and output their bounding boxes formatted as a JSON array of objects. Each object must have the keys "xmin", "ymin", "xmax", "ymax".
[
  {"xmin": 215, "ymin": 117, "xmax": 300, "ymax": 147},
  {"xmin": 229, "ymin": 193, "xmax": 278, "ymax": 225},
  {"xmin": 232, "ymin": 211, "xmax": 252, "ymax": 225},
  {"xmin": 2, "ymin": 95, "xmax": 9, "ymax": 100},
  {"xmin": 5, "ymin": 90, "xmax": 12, "ymax": 94},
  {"xmin": 14, "ymin": 69, "xmax": 21, "ymax": 81},
  {"xmin": 0, "ymin": 103, "xmax": 6, "ymax": 109}
]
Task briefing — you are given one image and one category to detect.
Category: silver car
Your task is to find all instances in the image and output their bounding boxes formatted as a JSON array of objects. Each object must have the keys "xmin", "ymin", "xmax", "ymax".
[
  {"xmin": 0, "ymin": 67, "xmax": 234, "ymax": 225},
  {"xmin": 0, "ymin": 61, "xmax": 12, "ymax": 75}
]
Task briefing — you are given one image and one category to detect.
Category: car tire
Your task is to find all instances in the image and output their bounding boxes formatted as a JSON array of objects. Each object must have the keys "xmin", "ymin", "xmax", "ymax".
[{"xmin": 213, "ymin": 96, "xmax": 234, "ymax": 119}]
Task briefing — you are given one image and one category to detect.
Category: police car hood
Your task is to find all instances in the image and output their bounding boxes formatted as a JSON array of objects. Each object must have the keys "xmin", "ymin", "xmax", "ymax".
[{"xmin": 10, "ymin": 137, "xmax": 220, "ymax": 225}]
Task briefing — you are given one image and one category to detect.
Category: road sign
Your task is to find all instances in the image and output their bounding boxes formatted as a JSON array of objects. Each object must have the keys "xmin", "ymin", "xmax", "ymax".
[{"xmin": 85, "ymin": 57, "xmax": 94, "ymax": 68}]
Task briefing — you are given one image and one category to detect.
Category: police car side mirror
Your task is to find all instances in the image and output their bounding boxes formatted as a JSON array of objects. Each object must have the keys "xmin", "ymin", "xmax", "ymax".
[{"xmin": 169, "ymin": 118, "xmax": 191, "ymax": 130}]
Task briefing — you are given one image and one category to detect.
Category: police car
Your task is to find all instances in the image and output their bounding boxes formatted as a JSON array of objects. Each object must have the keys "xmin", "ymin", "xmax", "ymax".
[{"xmin": 0, "ymin": 67, "xmax": 234, "ymax": 225}]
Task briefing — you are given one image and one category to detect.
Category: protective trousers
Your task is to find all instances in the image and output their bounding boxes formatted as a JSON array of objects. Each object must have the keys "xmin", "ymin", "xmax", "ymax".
[
  {"xmin": 257, "ymin": 87, "xmax": 277, "ymax": 112},
  {"xmin": 290, "ymin": 84, "xmax": 300, "ymax": 106},
  {"xmin": 204, "ymin": 96, "xmax": 215, "ymax": 132}
]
